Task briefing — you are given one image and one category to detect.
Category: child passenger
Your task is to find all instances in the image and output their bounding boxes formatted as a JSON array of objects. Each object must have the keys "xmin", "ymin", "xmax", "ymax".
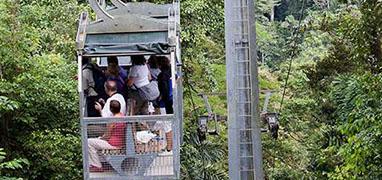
[{"xmin": 88, "ymin": 100, "xmax": 126, "ymax": 172}]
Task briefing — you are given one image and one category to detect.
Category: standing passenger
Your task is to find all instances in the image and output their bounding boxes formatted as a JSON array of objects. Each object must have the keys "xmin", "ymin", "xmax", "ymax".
[
  {"xmin": 148, "ymin": 55, "xmax": 161, "ymax": 112},
  {"xmin": 157, "ymin": 56, "xmax": 173, "ymax": 114},
  {"xmin": 155, "ymin": 56, "xmax": 173, "ymax": 152},
  {"xmin": 148, "ymin": 55, "xmax": 161, "ymax": 81},
  {"xmin": 127, "ymin": 55, "xmax": 151, "ymax": 115},
  {"xmin": 82, "ymin": 57, "xmax": 102, "ymax": 117},
  {"xmin": 105, "ymin": 56, "xmax": 127, "ymax": 93}
]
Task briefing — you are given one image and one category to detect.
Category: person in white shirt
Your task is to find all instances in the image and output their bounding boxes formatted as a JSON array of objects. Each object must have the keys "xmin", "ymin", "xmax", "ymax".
[
  {"xmin": 127, "ymin": 55, "xmax": 151, "ymax": 115},
  {"xmin": 95, "ymin": 80, "xmax": 126, "ymax": 117}
]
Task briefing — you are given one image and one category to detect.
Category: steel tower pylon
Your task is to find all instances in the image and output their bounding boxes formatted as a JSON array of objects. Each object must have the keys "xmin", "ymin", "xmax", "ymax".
[{"xmin": 224, "ymin": 0, "xmax": 264, "ymax": 179}]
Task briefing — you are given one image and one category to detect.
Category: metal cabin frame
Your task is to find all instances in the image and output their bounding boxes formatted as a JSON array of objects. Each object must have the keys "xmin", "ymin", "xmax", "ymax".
[{"xmin": 76, "ymin": 0, "xmax": 181, "ymax": 179}]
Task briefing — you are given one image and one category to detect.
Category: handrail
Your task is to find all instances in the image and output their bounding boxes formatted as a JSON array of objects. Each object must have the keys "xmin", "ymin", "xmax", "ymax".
[{"xmin": 82, "ymin": 114, "xmax": 175, "ymax": 124}]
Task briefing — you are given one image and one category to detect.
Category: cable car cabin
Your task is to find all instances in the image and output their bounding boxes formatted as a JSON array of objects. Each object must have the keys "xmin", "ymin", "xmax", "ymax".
[{"xmin": 75, "ymin": 0, "xmax": 182, "ymax": 179}]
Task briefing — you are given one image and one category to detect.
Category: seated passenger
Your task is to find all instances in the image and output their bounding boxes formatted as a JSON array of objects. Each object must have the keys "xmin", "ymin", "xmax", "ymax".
[
  {"xmin": 152, "ymin": 121, "xmax": 173, "ymax": 152},
  {"xmin": 127, "ymin": 55, "xmax": 151, "ymax": 115},
  {"xmin": 95, "ymin": 80, "xmax": 126, "ymax": 117},
  {"xmin": 105, "ymin": 56, "xmax": 127, "ymax": 93},
  {"xmin": 88, "ymin": 100, "xmax": 126, "ymax": 172}
]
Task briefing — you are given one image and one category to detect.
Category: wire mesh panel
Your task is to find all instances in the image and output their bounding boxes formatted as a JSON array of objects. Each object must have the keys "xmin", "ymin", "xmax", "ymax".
[{"xmin": 82, "ymin": 116, "xmax": 177, "ymax": 179}]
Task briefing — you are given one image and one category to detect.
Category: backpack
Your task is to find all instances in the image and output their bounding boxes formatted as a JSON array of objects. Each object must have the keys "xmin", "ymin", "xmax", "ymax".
[
  {"xmin": 83, "ymin": 63, "xmax": 106, "ymax": 96},
  {"xmin": 134, "ymin": 81, "xmax": 160, "ymax": 101}
]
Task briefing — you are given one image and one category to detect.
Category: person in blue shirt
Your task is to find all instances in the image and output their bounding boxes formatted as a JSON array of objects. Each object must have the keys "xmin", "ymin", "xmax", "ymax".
[
  {"xmin": 105, "ymin": 56, "xmax": 128, "ymax": 94},
  {"xmin": 157, "ymin": 56, "xmax": 173, "ymax": 114}
]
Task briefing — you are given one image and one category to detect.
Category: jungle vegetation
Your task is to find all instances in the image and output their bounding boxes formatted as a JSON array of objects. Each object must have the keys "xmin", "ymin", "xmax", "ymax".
[{"xmin": 0, "ymin": 0, "xmax": 381, "ymax": 179}]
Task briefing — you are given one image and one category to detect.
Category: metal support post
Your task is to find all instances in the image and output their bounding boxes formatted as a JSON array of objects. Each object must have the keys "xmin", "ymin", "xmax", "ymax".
[{"xmin": 225, "ymin": 0, "xmax": 264, "ymax": 179}]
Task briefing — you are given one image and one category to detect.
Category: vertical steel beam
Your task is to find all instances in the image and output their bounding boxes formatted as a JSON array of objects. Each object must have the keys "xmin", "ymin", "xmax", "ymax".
[
  {"xmin": 248, "ymin": 0, "xmax": 265, "ymax": 179},
  {"xmin": 78, "ymin": 55, "xmax": 89, "ymax": 180},
  {"xmin": 225, "ymin": 0, "xmax": 240, "ymax": 178}
]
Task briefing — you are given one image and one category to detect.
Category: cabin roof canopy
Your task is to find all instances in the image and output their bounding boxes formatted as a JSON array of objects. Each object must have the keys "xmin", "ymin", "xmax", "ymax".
[{"xmin": 76, "ymin": 1, "xmax": 178, "ymax": 56}]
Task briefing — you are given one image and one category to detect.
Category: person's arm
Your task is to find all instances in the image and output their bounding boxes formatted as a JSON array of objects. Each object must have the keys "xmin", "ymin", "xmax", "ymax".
[
  {"xmin": 127, "ymin": 77, "xmax": 135, "ymax": 87},
  {"xmin": 82, "ymin": 69, "xmax": 90, "ymax": 92},
  {"xmin": 147, "ymin": 65, "xmax": 152, "ymax": 81},
  {"xmin": 95, "ymin": 101, "xmax": 102, "ymax": 113},
  {"xmin": 127, "ymin": 66, "xmax": 137, "ymax": 87},
  {"xmin": 100, "ymin": 123, "xmax": 115, "ymax": 140},
  {"xmin": 95, "ymin": 99, "xmax": 110, "ymax": 117}
]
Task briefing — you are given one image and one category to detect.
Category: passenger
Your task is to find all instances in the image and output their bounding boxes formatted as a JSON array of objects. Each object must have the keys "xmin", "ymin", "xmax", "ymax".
[
  {"xmin": 154, "ymin": 56, "xmax": 173, "ymax": 152},
  {"xmin": 82, "ymin": 57, "xmax": 102, "ymax": 117},
  {"xmin": 127, "ymin": 55, "xmax": 151, "ymax": 115},
  {"xmin": 105, "ymin": 56, "xmax": 128, "ymax": 93},
  {"xmin": 88, "ymin": 100, "xmax": 126, "ymax": 172},
  {"xmin": 148, "ymin": 55, "xmax": 161, "ymax": 81},
  {"xmin": 152, "ymin": 121, "xmax": 173, "ymax": 152},
  {"xmin": 157, "ymin": 56, "xmax": 173, "ymax": 114},
  {"xmin": 95, "ymin": 80, "xmax": 126, "ymax": 117},
  {"xmin": 148, "ymin": 55, "xmax": 161, "ymax": 112}
]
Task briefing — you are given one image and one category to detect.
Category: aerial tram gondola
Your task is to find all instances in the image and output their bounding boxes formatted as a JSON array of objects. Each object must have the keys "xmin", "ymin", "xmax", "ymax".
[
  {"xmin": 75, "ymin": 0, "xmax": 274, "ymax": 179},
  {"xmin": 76, "ymin": 0, "xmax": 181, "ymax": 179}
]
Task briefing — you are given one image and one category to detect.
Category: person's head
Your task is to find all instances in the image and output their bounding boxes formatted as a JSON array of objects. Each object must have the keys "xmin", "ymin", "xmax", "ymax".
[
  {"xmin": 107, "ymin": 56, "xmax": 118, "ymax": 66},
  {"xmin": 131, "ymin": 55, "xmax": 146, "ymax": 65},
  {"xmin": 104, "ymin": 80, "xmax": 118, "ymax": 96},
  {"xmin": 82, "ymin": 56, "xmax": 90, "ymax": 65},
  {"xmin": 157, "ymin": 56, "xmax": 171, "ymax": 70},
  {"xmin": 148, "ymin": 55, "xmax": 158, "ymax": 68},
  {"xmin": 106, "ymin": 64, "xmax": 119, "ymax": 77},
  {"xmin": 110, "ymin": 100, "xmax": 121, "ymax": 115},
  {"xmin": 106, "ymin": 56, "xmax": 120, "ymax": 77}
]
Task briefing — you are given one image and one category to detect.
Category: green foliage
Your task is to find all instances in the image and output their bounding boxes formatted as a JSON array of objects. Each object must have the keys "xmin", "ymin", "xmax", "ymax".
[
  {"xmin": 0, "ymin": 0, "xmax": 380, "ymax": 179},
  {"xmin": 0, "ymin": 0, "xmax": 82, "ymax": 179},
  {"xmin": 23, "ymin": 130, "xmax": 82, "ymax": 179},
  {"xmin": 268, "ymin": 0, "xmax": 382, "ymax": 179},
  {"xmin": 325, "ymin": 74, "xmax": 382, "ymax": 179},
  {"xmin": 0, "ymin": 148, "xmax": 28, "ymax": 180},
  {"xmin": 179, "ymin": 1, "xmax": 229, "ymax": 177},
  {"xmin": 181, "ymin": 132, "xmax": 228, "ymax": 180}
]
